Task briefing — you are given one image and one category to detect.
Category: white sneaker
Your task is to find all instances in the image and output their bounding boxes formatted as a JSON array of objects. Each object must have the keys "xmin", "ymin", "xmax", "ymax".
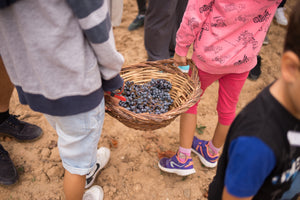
[
  {"xmin": 83, "ymin": 185, "xmax": 104, "ymax": 200},
  {"xmin": 85, "ymin": 147, "xmax": 110, "ymax": 188},
  {"xmin": 275, "ymin": 7, "xmax": 288, "ymax": 26},
  {"xmin": 263, "ymin": 35, "xmax": 269, "ymax": 45}
]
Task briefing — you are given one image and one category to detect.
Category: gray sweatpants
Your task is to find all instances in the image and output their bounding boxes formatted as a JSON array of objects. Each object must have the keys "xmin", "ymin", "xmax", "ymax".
[{"xmin": 144, "ymin": 0, "xmax": 188, "ymax": 61}]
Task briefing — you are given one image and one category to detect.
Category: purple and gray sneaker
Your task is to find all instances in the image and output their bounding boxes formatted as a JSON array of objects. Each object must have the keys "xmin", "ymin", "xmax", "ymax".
[
  {"xmin": 158, "ymin": 153, "xmax": 196, "ymax": 176},
  {"xmin": 191, "ymin": 136, "xmax": 219, "ymax": 168}
]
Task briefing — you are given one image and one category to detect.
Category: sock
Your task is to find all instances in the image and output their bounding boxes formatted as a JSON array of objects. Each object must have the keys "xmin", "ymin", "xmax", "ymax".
[
  {"xmin": 208, "ymin": 141, "xmax": 221, "ymax": 156},
  {"xmin": 178, "ymin": 146, "xmax": 191, "ymax": 162},
  {"xmin": 0, "ymin": 110, "xmax": 10, "ymax": 124}
]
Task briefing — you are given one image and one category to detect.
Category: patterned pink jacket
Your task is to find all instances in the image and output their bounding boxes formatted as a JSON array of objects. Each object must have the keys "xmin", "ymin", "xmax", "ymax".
[{"xmin": 175, "ymin": 0, "xmax": 281, "ymax": 74}]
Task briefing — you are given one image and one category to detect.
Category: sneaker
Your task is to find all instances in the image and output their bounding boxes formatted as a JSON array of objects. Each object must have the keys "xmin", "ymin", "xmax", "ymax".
[
  {"xmin": 128, "ymin": 14, "xmax": 145, "ymax": 31},
  {"xmin": 191, "ymin": 136, "xmax": 219, "ymax": 168},
  {"xmin": 0, "ymin": 115, "xmax": 43, "ymax": 141},
  {"xmin": 85, "ymin": 147, "xmax": 110, "ymax": 189},
  {"xmin": 83, "ymin": 185, "xmax": 104, "ymax": 200},
  {"xmin": 178, "ymin": 65, "xmax": 190, "ymax": 73},
  {"xmin": 248, "ymin": 55, "xmax": 262, "ymax": 81},
  {"xmin": 158, "ymin": 153, "xmax": 196, "ymax": 176},
  {"xmin": 263, "ymin": 35, "xmax": 269, "ymax": 45},
  {"xmin": 0, "ymin": 144, "xmax": 18, "ymax": 185},
  {"xmin": 274, "ymin": 7, "xmax": 288, "ymax": 26}
]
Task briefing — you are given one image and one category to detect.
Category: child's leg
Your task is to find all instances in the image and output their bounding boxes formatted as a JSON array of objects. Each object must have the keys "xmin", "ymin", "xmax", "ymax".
[
  {"xmin": 179, "ymin": 113, "xmax": 197, "ymax": 149},
  {"xmin": 64, "ymin": 171, "xmax": 85, "ymax": 200},
  {"xmin": 213, "ymin": 71, "xmax": 250, "ymax": 149},
  {"xmin": 0, "ymin": 56, "xmax": 14, "ymax": 112},
  {"xmin": 177, "ymin": 113, "xmax": 197, "ymax": 162},
  {"xmin": 211, "ymin": 122, "xmax": 230, "ymax": 150},
  {"xmin": 44, "ymin": 100, "xmax": 105, "ymax": 199},
  {"xmin": 191, "ymin": 71, "xmax": 249, "ymax": 168},
  {"xmin": 178, "ymin": 69, "xmax": 222, "ymax": 160},
  {"xmin": 158, "ymin": 69, "xmax": 221, "ymax": 175}
]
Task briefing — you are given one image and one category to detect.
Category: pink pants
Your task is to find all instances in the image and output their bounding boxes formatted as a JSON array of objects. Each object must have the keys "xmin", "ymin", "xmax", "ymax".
[{"xmin": 186, "ymin": 68, "xmax": 249, "ymax": 125}]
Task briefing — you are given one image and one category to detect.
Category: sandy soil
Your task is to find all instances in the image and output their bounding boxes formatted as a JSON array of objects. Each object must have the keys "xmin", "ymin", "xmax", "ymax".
[{"xmin": 0, "ymin": 0, "xmax": 297, "ymax": 199}]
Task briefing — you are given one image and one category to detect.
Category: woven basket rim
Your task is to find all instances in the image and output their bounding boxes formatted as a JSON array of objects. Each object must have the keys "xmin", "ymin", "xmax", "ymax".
[{"xmin": 105, "ymin": 58, "xmax": 202, "ymax": 130}]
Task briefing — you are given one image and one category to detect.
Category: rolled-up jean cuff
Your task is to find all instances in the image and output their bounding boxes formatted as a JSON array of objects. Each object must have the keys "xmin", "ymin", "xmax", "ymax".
[{"xmin": 62, "ymin": 162, "xmax": 93, "ymax": 176}]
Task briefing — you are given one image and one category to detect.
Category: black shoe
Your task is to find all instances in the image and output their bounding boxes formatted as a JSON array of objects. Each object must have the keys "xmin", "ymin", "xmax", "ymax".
[
  {"xmin": 128, "ymin": 14, "xmax": 145, "ymax": 31},
  {"xmin": 0, "ymin": 115, "xmax": 43, "ymax": 141},
  {"xmin": 248, "ymin": 55, "xmax": 262, "ymax": 81},
  {"xmin": 0, "ymin": 144, "xmax": 18, "ymax": 185}
]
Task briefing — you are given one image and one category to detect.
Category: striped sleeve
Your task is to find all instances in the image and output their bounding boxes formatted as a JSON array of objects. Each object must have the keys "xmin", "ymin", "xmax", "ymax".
[{"xmin": 66, "ymin": 0, "xmax": 124, "ymax": 91}]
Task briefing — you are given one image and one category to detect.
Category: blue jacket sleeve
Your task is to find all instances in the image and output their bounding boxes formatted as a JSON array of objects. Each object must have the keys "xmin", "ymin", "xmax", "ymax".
[{"xmin": 225, "ymin": 136, "xmax": 276, "ymax": 198}]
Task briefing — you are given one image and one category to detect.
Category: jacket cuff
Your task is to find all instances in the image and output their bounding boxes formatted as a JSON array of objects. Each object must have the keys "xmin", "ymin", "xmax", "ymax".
[
  {"xmin": 102, "ymin": 74, "xmax": 124, "ymax": 91},
  {"xmin": 175, "ymin": 45, "xmax": 190, "ymax": 57}
]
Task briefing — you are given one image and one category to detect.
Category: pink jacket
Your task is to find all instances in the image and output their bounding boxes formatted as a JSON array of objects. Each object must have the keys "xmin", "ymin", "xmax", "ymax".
[{"xmin": 175, "ymin": 0, "xmax": 280, "ymax": 74}]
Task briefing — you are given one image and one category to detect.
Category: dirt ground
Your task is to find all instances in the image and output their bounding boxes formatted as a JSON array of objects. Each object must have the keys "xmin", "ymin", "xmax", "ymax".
[{"xmin": 0, "ymin": 0, "xmax": 297, "ymax": 199}]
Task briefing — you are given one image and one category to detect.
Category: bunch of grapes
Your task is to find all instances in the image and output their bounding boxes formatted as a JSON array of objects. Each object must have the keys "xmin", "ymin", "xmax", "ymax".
[{"xmin": 119, "ymin": 79, "xmax": 173, "ymax": 114}]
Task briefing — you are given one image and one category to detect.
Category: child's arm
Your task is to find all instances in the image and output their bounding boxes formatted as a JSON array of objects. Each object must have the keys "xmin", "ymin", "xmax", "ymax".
[
  {"xmin": 175, "ymin": 0, "xmax": 212, "ymax": 57},
  {"xmin": 223, "ymin": 137, "xmax": 276, "ymax": 199},
  {"xmin": 66, "ymin": 0, "xmax": 124, "ymax": 92}
]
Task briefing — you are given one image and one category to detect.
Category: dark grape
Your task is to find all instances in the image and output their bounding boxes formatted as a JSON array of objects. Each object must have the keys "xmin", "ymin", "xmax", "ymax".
[{"xmin": 119, "ymin": 79, "xmax": 173, "ymax": 114}]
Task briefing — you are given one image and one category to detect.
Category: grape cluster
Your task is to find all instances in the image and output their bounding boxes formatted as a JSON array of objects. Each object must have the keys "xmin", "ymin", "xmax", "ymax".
[{"xmin": 119, "ymin": 79, "xmax": 173, "ymax": 114}]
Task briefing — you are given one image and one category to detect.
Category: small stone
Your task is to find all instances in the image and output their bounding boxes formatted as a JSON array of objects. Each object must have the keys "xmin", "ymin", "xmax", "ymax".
[
  {"xmin": 48, "ymin": 140, "xmax": 57, "ymax": 149},
  {"xmin": 46, "ymin": 165, "xmax": 64, "ymax": 179},
  {"xmin": 4, "ymin": 137, "xmax": 12, "ymax": 142},
  {"xmin": 133, "ymin": 183, "xmax": 142, "ymax": 192},
  {"xmin": 183, "ymin": 189, "xmax": 191, "ymax": 199},
  {"xmin": 49, "ymin": 147, "xmax": 61, "ymax": 162},
  {"xmin": 110, "ymin": 186, "xmax": 117, "ymax": 193},
  {"xmin": 40, "ymin": 148, "xmax": 51, "ymax": 158}
]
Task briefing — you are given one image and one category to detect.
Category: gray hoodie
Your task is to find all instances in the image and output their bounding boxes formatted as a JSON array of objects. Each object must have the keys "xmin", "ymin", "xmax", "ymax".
[{"xmin": 0, "ymin": 0, "xmax": 124, "ymax": 116}]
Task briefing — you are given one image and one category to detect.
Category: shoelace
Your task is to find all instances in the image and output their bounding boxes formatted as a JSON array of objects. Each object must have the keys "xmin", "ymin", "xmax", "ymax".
[{"xmin": 5, "ymin": 115, "xmax": 22, "ymax": 128}]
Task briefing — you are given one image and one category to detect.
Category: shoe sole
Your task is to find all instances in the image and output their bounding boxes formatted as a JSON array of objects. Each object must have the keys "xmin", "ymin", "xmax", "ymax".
[
  {"xmin": 128, "ymin": 25, "xmax": 144, "ymax": 31},
  {"xmin": 263, "ymin": 41, "xmax": 269, "ymax": 45},
  {"xmin": 0, "ymin": 171, "xmax": 19, "ymax": 186},
  {"xmin": 0, "ymin": 131, "xmax": 43, "ymax": 142},
  {"xmin": 191, "ymin": 149, "xmax": 217, "ymax": 168},
  {"xmin": 158, "ymin": 162, "xmax": 195, "ymax": 176},
  {"xmin": 0, "ymin": 178, "xmax": 19, "ymax": 186},
  {"xmin": 128, "ymin": 22, "xmax": 144, "ymax": 31},
  {"xmin": 83, "ymin": 185, "xmax": 104, "ymax": 200},
  {"xmin": 274, "ymin": 20, "xmax": 288, "ymax": 27},
  {"xmin": 85, "ymin": 147, "xmax": 110, "ymax": 189}
]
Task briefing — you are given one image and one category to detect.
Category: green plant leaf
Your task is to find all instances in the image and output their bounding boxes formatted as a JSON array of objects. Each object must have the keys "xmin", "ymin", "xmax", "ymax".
[{"xmin": 196, "ymin": 125, "xmax": 206, "ymax": 135}]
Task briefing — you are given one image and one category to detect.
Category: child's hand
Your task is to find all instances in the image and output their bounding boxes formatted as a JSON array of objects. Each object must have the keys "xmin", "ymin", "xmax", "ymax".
[
  {"xmin": 104, "ymin": 84, "xmax": 126, "ymax": 106},
  {"xmin": 104, "ymin": 92, "xmax": 125, "ymax": 111},
  {"xmin": 104, "ymin": 92, "xmax": 120, "ymax": 105},
  {"xmin": 174, "ymin": 53, "xmax": 187, "ymax": 66}
]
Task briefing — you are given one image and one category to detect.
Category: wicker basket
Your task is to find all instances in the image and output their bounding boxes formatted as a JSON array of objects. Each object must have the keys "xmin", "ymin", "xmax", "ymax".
[{"xmin": 105, "ymin": 58, "xmax": 202, "ymax": 131}]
